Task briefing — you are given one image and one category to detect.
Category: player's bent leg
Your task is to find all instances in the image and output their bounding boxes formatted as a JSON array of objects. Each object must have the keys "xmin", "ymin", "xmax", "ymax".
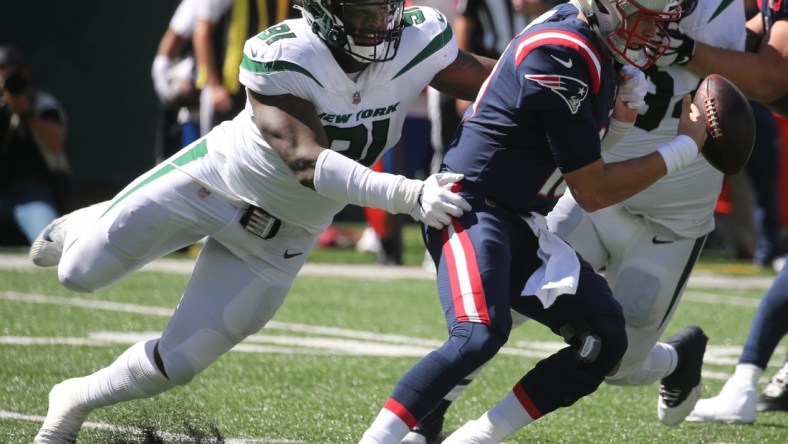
[
  {"xmin": 58, "ymin": 189, "xmax": 217, "ymax": 293},
  {"xmin": 158, "ymin": 237, "xmax": 294, "ymax": 384},
  {"xmin": 401, "ymin": 312, "xmax": 529, "ymax": 444},
  {"xmin": 443, "ymin": 312, "xmax": 627, "ymax": 443},
  {"xmin": 364, "ymin": 322, "xmax": 507, "ymax": 444},
  {"xmin": 37, "ymin": 234, "xmax": 299, "ymax": 442}
]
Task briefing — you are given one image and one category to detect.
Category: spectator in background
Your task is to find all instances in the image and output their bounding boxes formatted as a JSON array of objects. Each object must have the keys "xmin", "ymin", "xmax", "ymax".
[
  {"xmin": 151, "ymin": 0, "xmax": 202, "ymax": 163},
  {"xmin": 0, "ymin": 45, "xmax": 71, "ymax": 245},
  {"xmin": 193, "ymin": 0, "xmax": 300, "ymax": 134}
]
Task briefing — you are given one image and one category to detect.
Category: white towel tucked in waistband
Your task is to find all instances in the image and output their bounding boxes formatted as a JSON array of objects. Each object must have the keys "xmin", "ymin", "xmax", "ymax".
[{"xmin": 521, "ymin": 213, "xmax": 580, "ymax": 308}]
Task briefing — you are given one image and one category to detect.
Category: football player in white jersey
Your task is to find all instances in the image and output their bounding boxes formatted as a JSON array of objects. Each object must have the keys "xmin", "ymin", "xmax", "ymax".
[
  {"xmin": 28, "ymin": 1, "xmax": 496, "ymax": 442},
  {"xmin": 547, "ymin": 0, "xmax": 745, "ymax": 425},
  {"xmin": 400, "ymin": 1, "xmax": 746, "ymax": 442}
]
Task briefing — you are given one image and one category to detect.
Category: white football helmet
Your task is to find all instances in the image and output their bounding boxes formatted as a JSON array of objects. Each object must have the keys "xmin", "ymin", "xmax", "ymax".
[
  {"xmin": 572, "ymin": 0, "xmax": 681, "ymax": 69},
  {"xmin": 299, "ymin": 0, "xmax": 406, "ymax": 63}
]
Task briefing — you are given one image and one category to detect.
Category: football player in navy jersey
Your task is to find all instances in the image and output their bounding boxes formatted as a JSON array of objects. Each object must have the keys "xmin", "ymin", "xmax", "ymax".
[
  {"xmin": 658, "ymin": 0, "xmax": 788, "ymax": 424},
  {"xmin": 360, "ymin": 1, "xmax": 709, "ymax": 443}
]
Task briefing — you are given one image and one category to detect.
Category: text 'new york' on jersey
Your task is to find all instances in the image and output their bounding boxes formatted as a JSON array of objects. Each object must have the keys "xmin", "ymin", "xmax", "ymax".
[{"xmin": 442, "ymin": 3, "xmax": 619, "ymax": 216}]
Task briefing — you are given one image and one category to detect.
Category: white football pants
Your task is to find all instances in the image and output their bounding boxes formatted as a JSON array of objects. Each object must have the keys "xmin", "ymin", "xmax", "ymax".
[
  {"xmin": 547, "ymin": 191, "xmax": 706, "ymax": 385},
  {"xmin": 58, "ymin": 140, "xmax": 317, "ymax": 383}
]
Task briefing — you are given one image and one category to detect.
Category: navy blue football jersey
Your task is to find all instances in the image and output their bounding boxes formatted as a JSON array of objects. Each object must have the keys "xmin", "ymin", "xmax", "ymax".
[{"xmin": 441, "ymin": 3, "xmax": 619, "ymax": 215}]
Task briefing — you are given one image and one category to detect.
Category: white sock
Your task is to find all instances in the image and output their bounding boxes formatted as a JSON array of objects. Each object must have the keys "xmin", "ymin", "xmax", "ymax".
[
  {"xmin": 612, "ymin": 342, "xmax": 678, "ymax": 385},
  {"xmin": 732, "ymin": 363, "xmax": 763, "ymax": 387},
  {"xmin": 362, "ymin": 405, "xmax": 411, "ymax": 444},
  {"xmin": 82, "ymin": 340, "xmax": 174, "ymax": 409},
  {"xmin": 482, "ymin": 391, "xmax": 533, "ymax": 440}
]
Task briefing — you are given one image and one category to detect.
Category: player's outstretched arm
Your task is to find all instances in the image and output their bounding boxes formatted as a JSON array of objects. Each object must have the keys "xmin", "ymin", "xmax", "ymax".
[
  {"xmin": 564, "ymin": 96, "xmax": 706, "ymax": 213},
  {"xmin": 247, "ymin": 90, "xmax": 471, "ymax": 228},
  {"xmin": 675, "ymin": 15, "xmax": 788, "ymax": 107},
  {"xmin": 429, "ymin": 49, "xmax": 497, "ymax": 101}
]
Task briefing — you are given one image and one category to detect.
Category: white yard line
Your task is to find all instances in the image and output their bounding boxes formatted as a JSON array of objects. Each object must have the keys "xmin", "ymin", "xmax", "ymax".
[
  {"xmin": 0, "ymin": 409, "xmax": 302, "ymax": 443},
  {"xmin": 1, "ymin": 291, "xmax": 783, "ymax": 375},
  {"xmin": 0, "ymin": 253, "xmax": 777, "ymax": 288}
]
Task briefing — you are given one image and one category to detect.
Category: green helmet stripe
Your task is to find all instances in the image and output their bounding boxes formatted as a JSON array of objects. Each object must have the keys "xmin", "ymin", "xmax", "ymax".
[
  {"xmin": 241, "ymin": 55, "xmax": 324, "ymax": 88},
  {"xmin": 392, "ymin": 24, "xmax": 453, "ymax": 80}
]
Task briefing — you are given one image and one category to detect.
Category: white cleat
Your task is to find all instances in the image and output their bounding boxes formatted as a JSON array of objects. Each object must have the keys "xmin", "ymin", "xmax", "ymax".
[
  {"xmin": 441, "ymin": 420, "xmax": 501, "ymax": 444},
  {"xmin": 34, "ymin": 378, "xmax": 91, "ymax": 444},
  {"xmin": 29, "ymin": 214, "xmax": 70, "ymax": 267},
  {"xmin": 29, "ymin": 202, "xmax": 109, "ymax": 267},
  {"xmin": 685, "ymin": 376, "xmax": 756, "ymax": 424},
  {"xmin": 658, "ymin": 384, "xmax": 701, "ymax": 426}
]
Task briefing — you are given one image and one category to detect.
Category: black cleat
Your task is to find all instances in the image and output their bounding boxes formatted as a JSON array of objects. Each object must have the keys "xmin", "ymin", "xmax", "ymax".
[
  {"xmin": 756, "ymin": 360, "xmax": 788, "ymax": 412},
  {"xmin": 658, "ymin": 326, "xmax": 708, "ymax": 425}
]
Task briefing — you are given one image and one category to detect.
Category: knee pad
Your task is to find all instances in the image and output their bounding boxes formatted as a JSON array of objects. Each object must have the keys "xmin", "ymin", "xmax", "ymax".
[
  {"xmin": 560, "ymin": 315, "xmax": 627, "ymax": 377},
  {"xmin": 442, "ymin": 322, "xmax": 507, "ymax": 370},
  {"xmin": 613, "ymin": 267, "xmax": 661, "ymax": 328}
]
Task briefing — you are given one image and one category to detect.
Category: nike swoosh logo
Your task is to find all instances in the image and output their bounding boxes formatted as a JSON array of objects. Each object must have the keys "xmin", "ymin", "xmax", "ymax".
[
  {"xmin": 550, "ymin": 54, "xmax": 573, "ymax": 69},
  {"xmin": 652, "ymin": 236, "xmax": 673, "ymax": 244},
  {"xmin": 284, "ymin": 250, "xmax": 303, "ymax": 259}
]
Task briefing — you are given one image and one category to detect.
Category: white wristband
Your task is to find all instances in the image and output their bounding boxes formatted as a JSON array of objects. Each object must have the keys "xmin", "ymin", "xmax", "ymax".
[
  {"xmin": 656, "ymin": 135, "xmax": 698, "ymax": 175},
  {"xmin": 600, "ymin": 118, "xmax": 634, "ymax": 152},
  {"xmin": 313, "ymin": 149, "xmax": 423, "ymax": 214}
]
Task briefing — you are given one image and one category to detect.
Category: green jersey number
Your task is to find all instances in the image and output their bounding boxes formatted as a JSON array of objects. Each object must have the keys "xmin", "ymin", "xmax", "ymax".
[
  {"xmin": 257, "ymin": 24, "xmax": 296, "ymax": 44},
  {"xmin": 324, "ymin": 119, "xmax": 390, "ymax": 167}
]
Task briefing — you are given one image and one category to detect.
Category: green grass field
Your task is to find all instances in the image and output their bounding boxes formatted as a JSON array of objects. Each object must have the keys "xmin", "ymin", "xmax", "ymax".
[{"xmin": 1, "ymin": 241, "xmax": 787, "ymax": 443}]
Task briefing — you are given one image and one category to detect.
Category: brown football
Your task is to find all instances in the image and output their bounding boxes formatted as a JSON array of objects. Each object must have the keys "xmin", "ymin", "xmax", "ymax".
[{"xmin": 692, "ymin": 74, "xmax": 755, "ymax": 175}]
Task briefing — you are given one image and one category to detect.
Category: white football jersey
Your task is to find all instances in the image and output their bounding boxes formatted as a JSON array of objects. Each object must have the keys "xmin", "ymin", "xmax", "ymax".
[
  {"xmin": 191, "ymin": 7, "xmax": 458, "ymax": 233},
  {"xmin": 602, "ymin": 0, "xmax": 746, "ymax": 238}
]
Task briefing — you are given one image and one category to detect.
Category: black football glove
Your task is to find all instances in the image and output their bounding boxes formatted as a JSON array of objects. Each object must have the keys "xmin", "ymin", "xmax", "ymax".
[{"xmin": 654, "ymin": 22, "xmax": 696, "ymax": 67}]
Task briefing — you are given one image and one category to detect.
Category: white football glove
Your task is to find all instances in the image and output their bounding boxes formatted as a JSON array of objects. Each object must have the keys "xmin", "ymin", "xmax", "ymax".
[
  {"xmin": 152, "ymin": 55, "xmax": 178, "ymax": 103},
  {"xmin": 617, "ymin": 65, "xmax": 648, "ymax": 110},
  {"xmin": 410, "ymin": 172, "xmax": 472, "ymax": 229}
]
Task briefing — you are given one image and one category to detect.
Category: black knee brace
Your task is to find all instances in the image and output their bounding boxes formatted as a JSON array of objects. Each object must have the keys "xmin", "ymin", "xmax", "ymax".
[{"xmin": 559, "ymin": 316, "xmax": 627, "ymax": 377}]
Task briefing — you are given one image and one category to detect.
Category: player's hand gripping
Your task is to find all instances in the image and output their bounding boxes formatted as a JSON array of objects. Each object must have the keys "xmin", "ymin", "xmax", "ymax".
[
  {"xmin": 677, "ymin": 94, "xmax": 707, "ymax": 150},
  {"xmin": 410, "ymin": 172, "xmax": 472, "ymax": 229},
  {"xmin": 618, "ymin": 65, "xmax": 648, "ymax": 110},
  {"xmin": 613, "ymin": 65, "xmax": 648, "ymax": 122}
]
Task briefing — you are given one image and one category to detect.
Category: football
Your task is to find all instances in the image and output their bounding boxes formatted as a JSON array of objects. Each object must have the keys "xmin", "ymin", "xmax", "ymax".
[{"xmin": 692, "ymin": 74, "xmax": 755, "ymax": 174}]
